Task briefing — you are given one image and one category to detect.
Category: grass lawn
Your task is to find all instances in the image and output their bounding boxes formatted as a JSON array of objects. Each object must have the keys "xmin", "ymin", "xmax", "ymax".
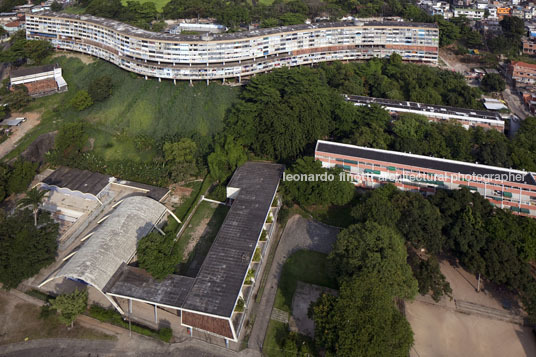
[
  {"xmin": 274, "ymin": 250, "xmax": 337, "ymax": 313},
  {"xmin": 175, "ymin": 200, "xmax": 229, "ymax": 276},
  {"xmin": 263, "ymin": 320, "xmax": 289, "ymax": 357},
  {"xmin": 303, "ymin": 202, "xmax": 356, "ymax": 228},
  {"xmin": 121, "ymin": 0, "xmax": 171, "ymax": 11},
  {"xmin": 263, "ymin": 250, "xmax": 334, "ymax": 355},
  {"xmin": 4, "ymin": 56, "xmax": 239, "ymax": 162}
]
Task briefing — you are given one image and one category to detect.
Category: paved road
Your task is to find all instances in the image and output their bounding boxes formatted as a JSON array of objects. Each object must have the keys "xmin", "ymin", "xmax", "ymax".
[
  {"xmin": 0, "ymin": 338, "xmax": 234, "ymax": 357},
  {"xmin": 247, "ymin": 215, "xmax": 339, "ymax": 352},
  {"xmin": 503, "ymin": 86, "xmax": 528, "ymax": 121}
]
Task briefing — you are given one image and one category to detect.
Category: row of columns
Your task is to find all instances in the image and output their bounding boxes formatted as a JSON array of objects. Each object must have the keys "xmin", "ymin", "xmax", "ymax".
[{"xmin": 126, "ymin": 298, "xmax": 230, "ymax": 348}]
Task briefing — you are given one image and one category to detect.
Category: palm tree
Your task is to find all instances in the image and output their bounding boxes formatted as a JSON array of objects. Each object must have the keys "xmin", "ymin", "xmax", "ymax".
[{"xmin": 17, "ymin": 187, "xmax": 47, "ymax": 227}]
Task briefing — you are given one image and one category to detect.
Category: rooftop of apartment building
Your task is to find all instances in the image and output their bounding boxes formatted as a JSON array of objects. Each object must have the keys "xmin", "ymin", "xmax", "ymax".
[
  {"xmin": 344, "ymin": 94, "xmax": 503, "ymax": 122},
  {"xmin": 510, "ymin": 61, "xmax": 536, "ymax": 70},
  {"xmin": 29, "ymin": 12, "xmax": 438, "ymax": 43},
  {"xmin": 316, "ymin": 140, "xmax": 536, "ymax": 185}
]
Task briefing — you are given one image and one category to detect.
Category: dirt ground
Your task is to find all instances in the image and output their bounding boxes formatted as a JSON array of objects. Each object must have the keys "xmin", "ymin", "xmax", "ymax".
[
  {"xmin": 51, "ymin": 51, "xmax": 95, "ymax": 65},
  {"xmin": 0, "ymin": 290, "xmax": 113, "ymax": 345},
  {"xmin": 407, "ymin": 259, "xmax": 536, "ymax": 357},
  {"xmin": 407, "ymin": 301, "xmax": 536, "ymax": 357},
  {"xmin": 0, "ymin": 112, "xmax": 41, "ymax": 159},
  {"xmin": 182, "ymin": 217, "xmax": 211, "ymax": 260}
]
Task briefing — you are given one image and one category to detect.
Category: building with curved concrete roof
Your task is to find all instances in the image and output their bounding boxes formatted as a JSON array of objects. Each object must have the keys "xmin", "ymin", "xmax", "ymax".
[{"xmin": 40, "ymin": 196, "xmax": 169, "ymax": 310}]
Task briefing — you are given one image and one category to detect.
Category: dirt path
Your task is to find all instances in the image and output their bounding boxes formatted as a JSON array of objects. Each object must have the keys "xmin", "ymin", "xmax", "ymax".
[{"xmin": 0, "ymin": 112, "xmax": 41, "ymax": 159}]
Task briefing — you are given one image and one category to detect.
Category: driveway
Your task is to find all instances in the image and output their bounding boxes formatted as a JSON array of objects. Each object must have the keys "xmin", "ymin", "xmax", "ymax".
[
  {"xmin": 247, "ymin": 215, "xmax": 339, "ymax": 351},
  {"xmin": 0, "ymin": 112, "xmax": 41, "ymax": 159}
]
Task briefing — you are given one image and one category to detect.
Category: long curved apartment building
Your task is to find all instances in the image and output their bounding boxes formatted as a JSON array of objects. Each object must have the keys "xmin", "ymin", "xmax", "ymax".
[{"xmin": 26, "ymin": 12, "xmax": 439, "ymax": 82}]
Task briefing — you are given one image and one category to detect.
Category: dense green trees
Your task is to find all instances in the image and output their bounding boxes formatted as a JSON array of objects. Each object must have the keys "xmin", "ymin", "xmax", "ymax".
[
  {"xmin": 330, "ymin": 221, "xmax": 418, "ymax": 299},
  {"xmin": 53, "ymin": 121, "xmax": 88, "ymax": 161},
  {"xmin": 88, "ymin": 76, "xmax": 113, "ymax": 102},
  {"xmin": 207, "ymin": 135, "xmax": 246, "ymax": 183},
  {"xmin": 283, "ymin": 157, "xmax": 355, "ymax": 206},
  {"xmin": 225, "ymin": 68, "xmax": 337, "ymax": 161},
  {"xmin": 50, "ymin": 288, "xmax": 88, "ymax": 327},
  {"xmin": 0, "ymin": 31, "xmax": 52, "ymax": 65},
  {"xmin": 163, "ymin": 138, "xmax": 199, "ymax": 182},
  {"xmin": 220, "ymin": 61, "xmax": 536, "ymax": 171},
  {"xmin": 310, "ymin": 273, "xmax": 414, "ymax": 356},
  {"xmin": 70, "ymin": 90, "xmax": 93, "ymax": 111},
  {"xmin": 409, "ymin": 255, "xmax": 452, "ymax": 302},
  {"xmin": 4, "ymin": 160, "xmax": 38, "ymax": 195},
  {"xmin": 137, "ymin": 231, "xmax": 180, "ymax": 280},
  {"xmin": 480, "ymin": 73, "xmax": 506, "ymax": 93},
  {"xmin": 0, "ymin": 209, "xmax": 58, "ymax": 289},
  {"xmin": 4, "ymin": 85, "xmax": 30, "ymax": 111}
]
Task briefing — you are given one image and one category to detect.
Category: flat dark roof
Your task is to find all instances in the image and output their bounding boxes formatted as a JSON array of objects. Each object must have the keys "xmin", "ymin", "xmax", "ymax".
[
  {"xmin": 41, "ymin": 166, "xmax": 170, "ymax": 199},
  {"xmin": 114, "ymin": 180, "xmax": 169, "ymax": 202},
  {"xmin": 182, "ymin": 162, "xmax": 284, "ymax": 317},
  {"xmin": 33, "ymin": 12, "xmax": 437, "ymax": 42},
  {"xmin": 11, "ymin": 64, "xmax": 56, "ymax": 79},
  {"xmin": 104, "ymin": 264, "xmax": 195, "ymax": 308},
  {"xmin": 316, "ymin": 141, "xmax": 536, "ymax": 186},
  {"xmin": 42, "ymin": 166, "xmax": 109, "ymax": 196},
  {"xmin": 344, "ymin": 95, "xmax": 502, "ymax": 122}
]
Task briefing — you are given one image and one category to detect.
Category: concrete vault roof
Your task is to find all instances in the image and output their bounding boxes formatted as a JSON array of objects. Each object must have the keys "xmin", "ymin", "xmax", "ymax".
[{"xmin": 51, "ymin": 196, "xmax": 168, "ymax": 291}]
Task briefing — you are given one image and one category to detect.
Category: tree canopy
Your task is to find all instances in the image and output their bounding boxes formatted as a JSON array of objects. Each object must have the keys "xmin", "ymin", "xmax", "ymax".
[
  {"xmin": 50, "ymin": 288, "xmax": 88, "ymax": 327},
  {"xmin": 137, "ymin": 231, "xmax": 180, "ymax": 280},
  {"xmin": 0, "ymin": 209, "xmax": 58, "ymax": 289},
  {"xmin": 329, "ymin": 221, "xmax": 418, "ymax": 300},
  {"xmin": 480, "ymin": 73, "xmax": 506, "ymax": 93},
  {"xmin": 309, "ymin": 273, "xmax": 414, "ymax": 357},
  {"xmin": 283, "ymin": 156, "xmax": 355, "ymax": 206}
]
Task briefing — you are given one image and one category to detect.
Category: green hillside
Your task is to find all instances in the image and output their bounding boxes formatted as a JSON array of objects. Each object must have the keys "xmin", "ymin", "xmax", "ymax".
[{"xmin": 7, "ymin": 56, "xmax": 239, "ymax": 162}]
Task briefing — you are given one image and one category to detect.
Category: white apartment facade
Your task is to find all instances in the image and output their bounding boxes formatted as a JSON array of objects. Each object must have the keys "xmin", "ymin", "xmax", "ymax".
[{"xmin": 26, "ymin": 12, "xmax": 439, "ymax": 82}]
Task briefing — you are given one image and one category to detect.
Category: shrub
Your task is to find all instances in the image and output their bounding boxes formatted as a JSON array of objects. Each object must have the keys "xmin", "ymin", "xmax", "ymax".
[
  {"xmin": 26, "ymin": 289, "xmax": 52, "ymax": 302},
  {"xmin": 245, "ymin": 269, "xmax": 256, "ymax": 284},
  {"xmin": 235, "ymin": 297, "xmax": 245, "ymax": 312},
  {"xmin": 260, "ymin": 230, "xmax": 267, "ymax": 241},
  {"xmin": 208, "ymin": 184, "xmax": 227, "ymax": 202},
  {"xmin": 272, "ymin": 196, "xmax": 279, "ymax": 207},
  {"xmin": 158, "ymin": 327, "xmax": 173, "ymax": 342},
  {"xmin": 88, "ymin": 305, "xmax": 169, "ymax": 339},
  {"xmin": 266, "ymin": 215, "xmax": 273, "ymax": 223},
  {"xmin": 88, "ymin": 76, "xmax": 113, "ymax": 102},
  {"xmin": 70, "ymin": 90, "xmax": 93, "ymax": 111},
  {"xmin": 39, "ymin": 304, "xmax": 56, "ymax": 320},
  {"xmin": 253, "ymin": 247, "xmax": 261, "ymax": 262}
]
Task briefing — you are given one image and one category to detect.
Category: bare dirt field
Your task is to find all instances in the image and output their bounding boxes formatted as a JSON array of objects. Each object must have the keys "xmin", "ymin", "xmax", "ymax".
[
  {"xmin": 51, "ymin": 51, "xmax": 95, "ymax": 65},
  {"xmin": 0, "ymin": 290, "xmax": 114, "ymax": 345},
  {"xmin": 0, "ymin": 112, "xmax": 41, "ymax": 159},
  {"xmin": 407, "ymin": 301, "xmax": 536, "ymax": 357},
  {"xmin": 407, "ymin": 259, "xmax": 536, "ymax": 357}
]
